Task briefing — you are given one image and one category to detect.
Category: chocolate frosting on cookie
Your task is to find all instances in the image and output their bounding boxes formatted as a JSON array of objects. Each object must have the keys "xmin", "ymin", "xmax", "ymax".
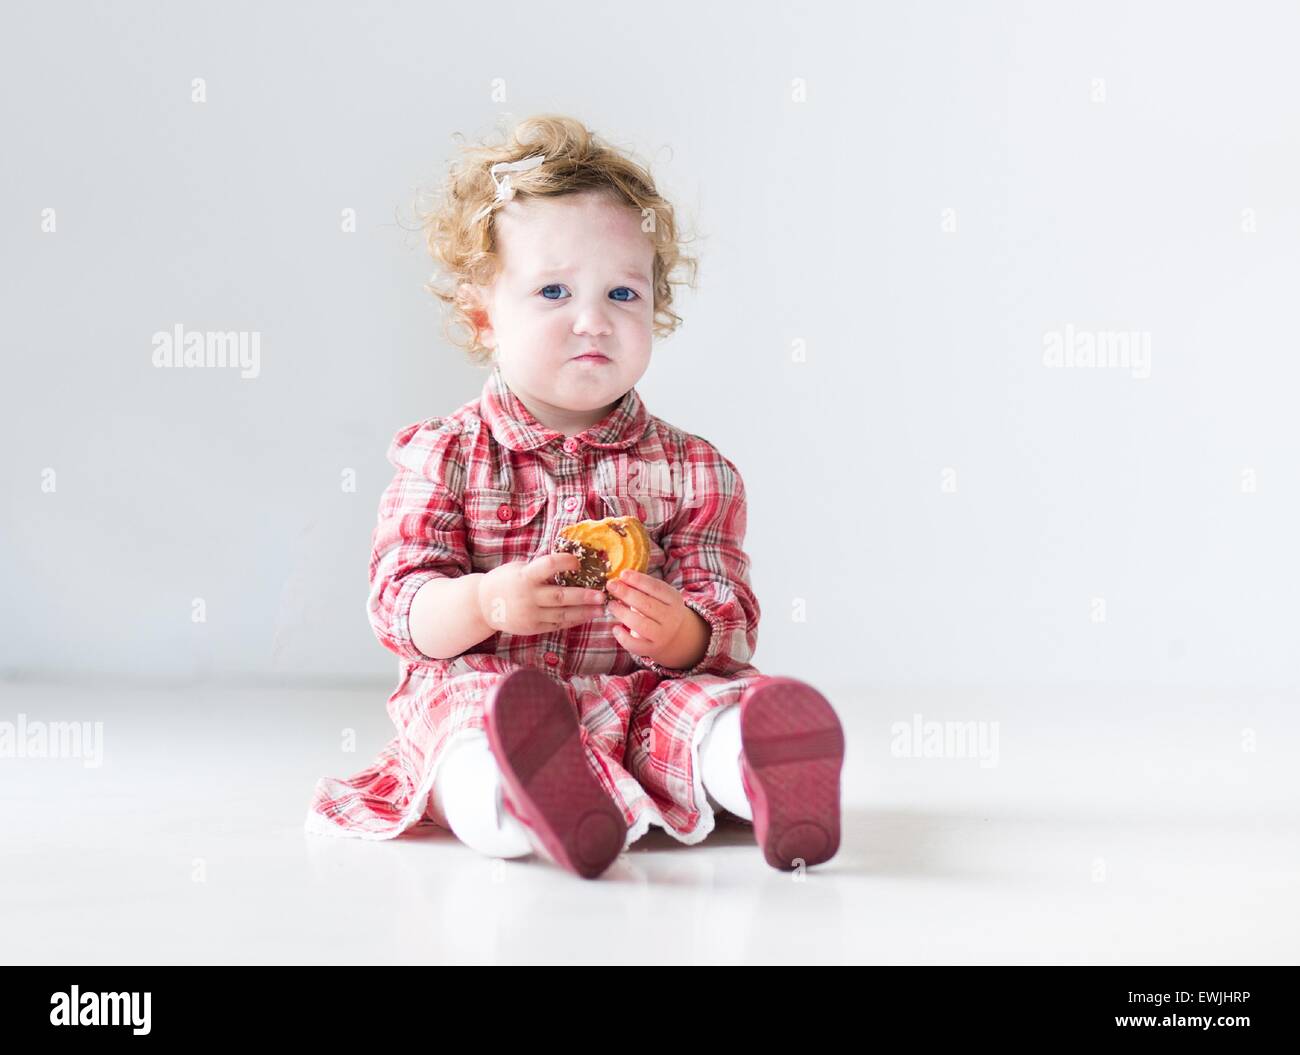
[{"xmin": 552, "ymin": 536, "xmax": 610, "ymax": 590}]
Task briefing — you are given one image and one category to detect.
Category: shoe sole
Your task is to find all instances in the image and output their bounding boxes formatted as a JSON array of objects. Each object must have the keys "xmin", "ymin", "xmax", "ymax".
[
  {"xmin": 738, "ymin": 677, "xmax": 845, "ymax": 870},
  {"xmin": 484, "ymin": 668, "xmax": 627, "ymax": 879}
]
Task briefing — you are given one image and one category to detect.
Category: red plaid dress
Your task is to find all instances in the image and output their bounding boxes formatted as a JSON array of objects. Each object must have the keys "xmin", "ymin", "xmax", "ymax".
[{"xmin": 305, "ymin": 364, "xmax": 766, "ymax": 848}]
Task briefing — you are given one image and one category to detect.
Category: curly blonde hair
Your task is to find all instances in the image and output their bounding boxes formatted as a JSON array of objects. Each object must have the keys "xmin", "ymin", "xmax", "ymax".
[{"xmin": 415, "ymin": 114, "xmax": 699, "ymax": 365}]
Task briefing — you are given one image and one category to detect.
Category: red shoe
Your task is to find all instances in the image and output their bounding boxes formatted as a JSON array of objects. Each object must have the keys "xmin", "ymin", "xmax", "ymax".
[
  {"xmin": 484, "ymin": 668, "xmax": 627, "ymax": 879},
  {"xmin": 738, "ymin": 677, "xmax": 845, "ymax": 870}
]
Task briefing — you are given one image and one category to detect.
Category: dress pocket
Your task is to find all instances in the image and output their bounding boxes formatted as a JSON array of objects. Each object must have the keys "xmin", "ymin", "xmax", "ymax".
[{"xmin": 463, "ymin": 488, "xmax": 549, "ymax": 572}]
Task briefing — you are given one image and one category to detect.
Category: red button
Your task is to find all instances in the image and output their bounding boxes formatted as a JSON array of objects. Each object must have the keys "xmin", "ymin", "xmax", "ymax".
[
  {"xmin": 497, "ymin": 504, "xmax": 514, "ymax": 521},
  {"xmin": 563, "ymin": 438, "xmax": 579, "ymax": 453},
  {"xmin": 544, "ymin": 651, "xmax": 559, "ymax": 666}
]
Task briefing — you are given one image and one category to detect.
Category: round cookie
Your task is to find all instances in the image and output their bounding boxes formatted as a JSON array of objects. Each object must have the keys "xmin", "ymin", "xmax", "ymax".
[{"xmin": 551, "ymin": 515, "xmax": 650, "ymax": 589}]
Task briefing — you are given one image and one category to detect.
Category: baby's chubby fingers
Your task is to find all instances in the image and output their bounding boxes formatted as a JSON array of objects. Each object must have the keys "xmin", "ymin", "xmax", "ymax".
[
  {"xmin": 531, "ymin": 551, "xmax": 584, "ymax": 583},
  {"xmin": 537, "ymin": 583, "xmax": 609, "ymax": 608},
  {"xmin": 552, "ymin": 603, "xmax": 608, "ymax": 630},
  {"xmin": 607, "ymin": 585, "xmax": 663, "ymax": 625},
  {"xmin": 607, "ymin": 597, "xmax": 660, "ymax": 638},
  {"xmin": 528, "ymin": 553, "xmax": 609, "ymax": 607},
  {"xmin": 607, "ymin": 570, "xmax": 669, "ymax": 612}
]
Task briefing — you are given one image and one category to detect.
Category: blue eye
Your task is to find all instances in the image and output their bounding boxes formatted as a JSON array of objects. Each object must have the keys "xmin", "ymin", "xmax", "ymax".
[{"xmin": 537, "ymin": 284, "xmax": 640, "ymax": 302}]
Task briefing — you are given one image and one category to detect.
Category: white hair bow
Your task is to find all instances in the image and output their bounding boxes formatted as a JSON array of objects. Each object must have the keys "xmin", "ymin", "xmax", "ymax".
[{"xmin": 471, "ymin": 153, "xmax": 546, "ymax": 224}]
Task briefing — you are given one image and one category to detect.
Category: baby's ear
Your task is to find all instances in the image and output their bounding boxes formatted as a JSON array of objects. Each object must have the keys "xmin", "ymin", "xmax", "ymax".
[{"xmin": 457, "ymin": 282, "xmax": 496, "ymax": 349}]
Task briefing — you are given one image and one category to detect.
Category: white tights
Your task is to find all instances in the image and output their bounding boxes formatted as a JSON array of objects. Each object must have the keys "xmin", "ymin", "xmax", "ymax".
[{"xmin": 428, "ymin": 702, "xmax": 751, "ymax": 859}]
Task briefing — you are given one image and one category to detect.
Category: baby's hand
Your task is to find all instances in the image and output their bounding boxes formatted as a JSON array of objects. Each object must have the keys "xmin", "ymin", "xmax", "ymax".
[
  {"xmin": 605, "ymin": 569, "xmax": 698, "ymax": 665},
  {"xmin": 477, "ymin": 553, "xmax": 608, "ymax": 637}
]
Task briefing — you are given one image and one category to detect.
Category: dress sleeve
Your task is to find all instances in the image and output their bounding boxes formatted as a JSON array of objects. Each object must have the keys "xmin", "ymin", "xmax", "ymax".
[
  {"xmin": 628, "ymin": 444, "xmax": 761, "ymax": 679},
  {"xmin": 366, "ymin": 418, "xmax": 471, "ymax": 663}
]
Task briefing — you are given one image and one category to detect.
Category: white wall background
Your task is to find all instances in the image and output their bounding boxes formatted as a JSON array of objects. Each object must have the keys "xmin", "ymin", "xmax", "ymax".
[{"xmin": 1, "ymin": 0, "xmax": 1296, "ymax": 689}]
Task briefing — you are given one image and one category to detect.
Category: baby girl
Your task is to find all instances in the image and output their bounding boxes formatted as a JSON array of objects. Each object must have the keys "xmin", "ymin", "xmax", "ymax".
[{"xmin": 305, "ymin": 114, "xmax": 845, "ymax": 879}]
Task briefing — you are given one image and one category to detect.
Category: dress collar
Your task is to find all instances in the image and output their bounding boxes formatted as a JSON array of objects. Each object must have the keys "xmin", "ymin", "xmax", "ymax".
[{"xmin": 479, "ymin": 362, "xmax": 650, "ymax": 452}]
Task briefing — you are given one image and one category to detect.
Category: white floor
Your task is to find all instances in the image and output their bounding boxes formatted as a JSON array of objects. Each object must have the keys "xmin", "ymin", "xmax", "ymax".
[{"xmin": 1, "ymin": 680, "xmax": 1296, "ymax": 965}]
